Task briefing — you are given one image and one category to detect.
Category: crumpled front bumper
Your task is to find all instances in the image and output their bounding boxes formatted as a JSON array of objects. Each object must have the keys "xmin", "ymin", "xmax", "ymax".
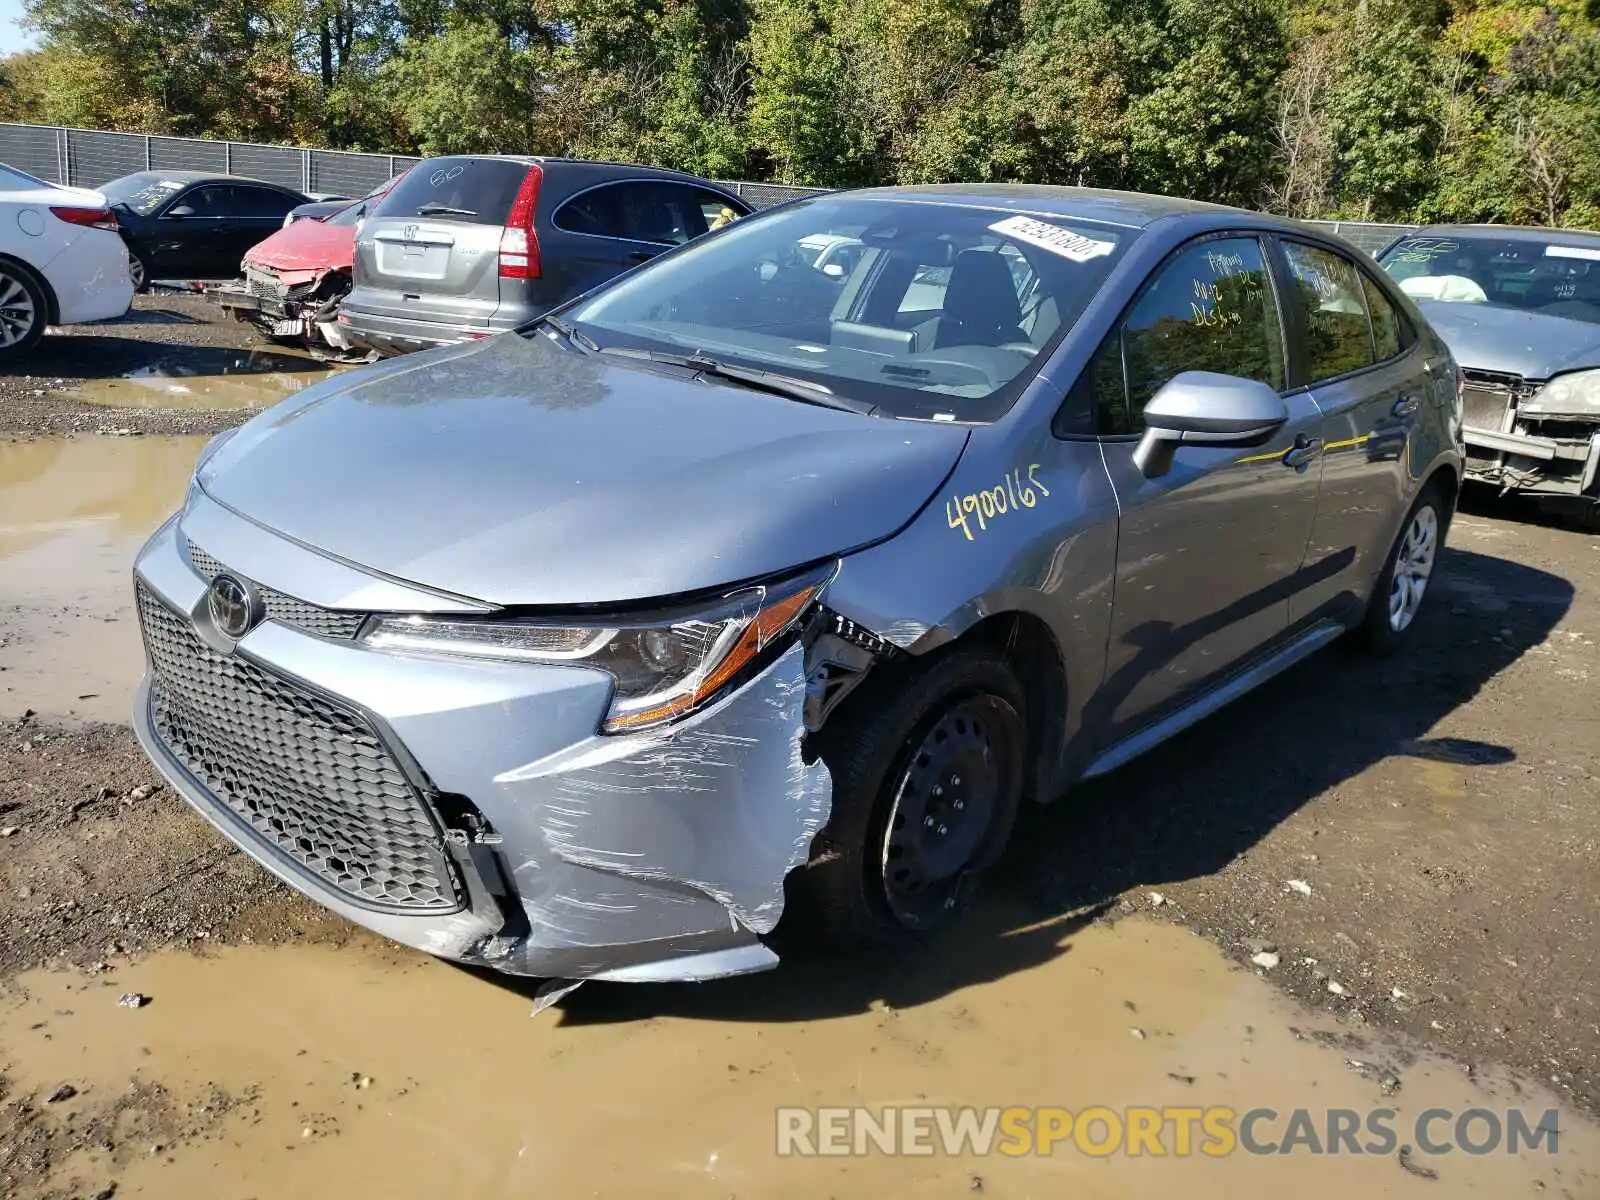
[{"xmin": 131, "ymin": 494, "xmax": 832, "ymax": 983}]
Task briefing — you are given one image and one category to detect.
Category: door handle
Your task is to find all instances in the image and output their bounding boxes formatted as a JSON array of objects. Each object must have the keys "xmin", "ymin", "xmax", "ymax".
[
  {"xmin": 1392, "ymin": 394, "xmax": 1421, "ymax": 418},
  {"xmin": 628, "ymin": 250, "xmax": 654, "ymax": 263},
  {"xmin": 1282, "ymin": 435, "xmax": 1323, "ymax": 471}
]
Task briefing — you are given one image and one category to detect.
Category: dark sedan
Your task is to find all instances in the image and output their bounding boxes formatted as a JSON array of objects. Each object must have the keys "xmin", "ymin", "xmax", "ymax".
[
  {"xmin": 1378, "ymin": 224, "xmax": 1600, "ymax": 523},
  {"xmin": 100, "ymin": 171, "xmax": 310, "ymax": 290}
]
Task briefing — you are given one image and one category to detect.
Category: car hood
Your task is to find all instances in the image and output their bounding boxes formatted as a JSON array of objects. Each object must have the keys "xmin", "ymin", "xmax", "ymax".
[
  {"xmin": 1415, "ymin": 300, "xmax": 1600, "ymax": 379},
  {"xmin": 197, "ymin": 333, "xmax": 970, "ymax": 607},
  {"xmin": 242, "ymin": 219, "xmax": 356, "ymax": 274}
]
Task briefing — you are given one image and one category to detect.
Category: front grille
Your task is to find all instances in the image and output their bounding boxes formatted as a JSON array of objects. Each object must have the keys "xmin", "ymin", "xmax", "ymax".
[
  {"xmin": 245, "ymin": 268, "xmax": 283, "ymax": 301},
  {"xmin": 137, "ymin": 583, "xmax": 459, "ymax": 911},
  {"xmin": 185, "ymin": 540, "xmax": 365, "ymax": 640}
]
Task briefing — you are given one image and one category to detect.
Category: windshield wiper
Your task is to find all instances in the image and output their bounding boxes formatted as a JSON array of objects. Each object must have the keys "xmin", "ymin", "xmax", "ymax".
[
  {"xmin": 413, "ymin": 202, "xmax": 477, "ymax": 217},
  {"xmin": 599, "ymin": 347, "xmax": 879, "ymax": 415},
  {"xmin": 537, "ymin": 313, "xmax": 600, "ymax": 353}
]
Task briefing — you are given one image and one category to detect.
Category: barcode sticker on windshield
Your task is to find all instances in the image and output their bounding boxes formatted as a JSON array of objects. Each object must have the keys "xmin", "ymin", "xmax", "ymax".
[
  {"xmin": 989, "ymin": 216, "xmax": 1115, "ymax": 263},
  {"xmin": 1546, "ymin": 245, "xmax": 1600, "ymax": 263}
]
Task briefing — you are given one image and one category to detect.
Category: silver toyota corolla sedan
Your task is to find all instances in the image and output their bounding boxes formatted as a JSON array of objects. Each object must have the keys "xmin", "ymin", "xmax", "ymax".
[{"xmin": 132, "ymin": 185, "xmax": 1465, "ymax": 990}]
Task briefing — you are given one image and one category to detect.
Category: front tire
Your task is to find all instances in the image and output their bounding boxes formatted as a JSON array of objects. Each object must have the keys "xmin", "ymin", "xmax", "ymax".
[
  {"xmin": 1358, "ymin": 481, "xmax": 1449, "ymax": 654},
  {"xmin": 0, "ymin": 261, "xmax": 48, "ymax": 360},
  {"xmin": 790, "ymin": 647, "xmax": 1027, "ymax": 951}
]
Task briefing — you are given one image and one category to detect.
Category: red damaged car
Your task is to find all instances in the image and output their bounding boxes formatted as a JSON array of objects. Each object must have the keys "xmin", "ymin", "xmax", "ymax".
[{"xmin": 211, "ymin": 179, "xmax": 396, "ymax": 357}]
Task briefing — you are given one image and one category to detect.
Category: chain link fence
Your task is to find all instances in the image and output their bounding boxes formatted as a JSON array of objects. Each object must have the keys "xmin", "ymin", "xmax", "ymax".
[{"xmin": 0, "ymin": 121, "xmax": 1417, "ymax": 250}]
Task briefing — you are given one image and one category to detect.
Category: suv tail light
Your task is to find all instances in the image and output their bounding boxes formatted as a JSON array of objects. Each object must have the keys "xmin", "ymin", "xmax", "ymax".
[
  {"xmin": 51, "ymin": 206, "xmax": 119, "ymax": 231},
  {"xmin": 499, "ymin": 165, "xmax": 543, "ymax": 280}
]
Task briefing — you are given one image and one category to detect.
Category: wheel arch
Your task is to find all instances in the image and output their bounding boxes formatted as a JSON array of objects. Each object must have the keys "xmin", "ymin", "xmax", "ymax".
[
  {"xmin": 957, "ymin": 611, "xmax": 1069, "ymax": 804},
  {"xmin": 0, "ymin": 253, "xmax": 60, "ymax": 325}
]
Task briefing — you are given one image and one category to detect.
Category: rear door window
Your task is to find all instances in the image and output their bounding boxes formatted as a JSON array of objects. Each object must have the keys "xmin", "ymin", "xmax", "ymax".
[
  {"xmin": 608, "ymin": 182, "xmax": 712, "ymax": 245},
  {"xmin": 1361, "ymin": 273, "xmax": 1403, "ymax": 360},
  {"xmin": 1282, "ymin": 242, "xmax": 1376, "ymax": 382},
  {"xmin": 374, "ymin": 158, "xmax": 530, "ymax": 225},
  {"xmin": 234, "ymin": 186, "xmax": 297, "ymax": 219}
]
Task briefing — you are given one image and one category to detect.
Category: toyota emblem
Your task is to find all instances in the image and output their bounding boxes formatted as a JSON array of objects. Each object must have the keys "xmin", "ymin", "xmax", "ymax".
[{"xmin": 207, "ymin": 574, "xmax": 260, "ymax": 640}]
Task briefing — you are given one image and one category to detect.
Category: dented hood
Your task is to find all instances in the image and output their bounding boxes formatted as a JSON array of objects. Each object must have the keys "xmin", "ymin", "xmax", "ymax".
[
  {"xmin": 1415, "ymin": 300, "xmax": 1600, "ymax": 379},
  {"xmin": 242, "ymin": 217, "xmax": 356, "ymax": 275},
  {"xmin": 197, "ymin": 333, "xmax": 970, "ymax": 607}
]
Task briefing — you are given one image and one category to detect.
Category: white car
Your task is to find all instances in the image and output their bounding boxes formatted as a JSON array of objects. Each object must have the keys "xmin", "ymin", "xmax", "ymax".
[{"xmin": 0, "ymin": 162, "xmax": 134, "ymax": 360}]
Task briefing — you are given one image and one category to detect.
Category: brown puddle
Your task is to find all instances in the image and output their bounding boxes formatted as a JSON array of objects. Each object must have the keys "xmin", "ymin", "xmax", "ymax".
[
  {"xmin": 74, "ymin": 350, "xmax": 332, "ymax": 411},
  {"xmin": 0, "ymin": 911, "xmax": 1592, "ymax": 1198},
  {"xmin": 0, "ymin": 436, "xmax": 204, "ymax": 721}
]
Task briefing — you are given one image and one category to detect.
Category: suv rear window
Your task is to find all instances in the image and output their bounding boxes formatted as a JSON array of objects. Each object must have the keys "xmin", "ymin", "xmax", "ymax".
[{"xmin": 372, "ymin": 157, "xmax": 530, "ymax": 226}]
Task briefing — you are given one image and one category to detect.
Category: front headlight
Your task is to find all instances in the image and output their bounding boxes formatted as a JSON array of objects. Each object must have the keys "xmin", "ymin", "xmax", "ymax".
[
  {"xmin": 1526, "ymin": 368, "xmax": 1600, "ymax": 416},
  {"xmin": 359, "ymin": 571, "xmax": 829, "ymax": 733}
]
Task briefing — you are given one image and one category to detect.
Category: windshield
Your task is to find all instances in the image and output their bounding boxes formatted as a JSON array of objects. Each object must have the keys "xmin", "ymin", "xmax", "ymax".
[
  {"xmin": 325, "ymin": 184, "xmax": 390, "ymax": 228},
  {"xmin": 101, "ymin": 173, "xmax": 187, "ymax": 217},
  {"xmin": 1379, "ymin": 233, "xmax": 1600, "ymax": 325},
  {"xmin": 562, "ymin": 196, "xmax": 1129, "ymax": 422}
]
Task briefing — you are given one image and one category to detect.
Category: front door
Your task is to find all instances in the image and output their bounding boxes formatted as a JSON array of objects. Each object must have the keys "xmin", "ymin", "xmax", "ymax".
[
  {"xmin": 1091, "ymin": 234, "xmax": 1325, "ymax": 740},
  {"xmin": 152, "ymin": 184, "xmax": 233, "ymax": 278}
]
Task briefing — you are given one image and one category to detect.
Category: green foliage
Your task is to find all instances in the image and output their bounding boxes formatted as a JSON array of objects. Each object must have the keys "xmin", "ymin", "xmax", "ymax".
[{"xmin": 5, "ymin": 0, "xmax": 1600, "ymax": 226}]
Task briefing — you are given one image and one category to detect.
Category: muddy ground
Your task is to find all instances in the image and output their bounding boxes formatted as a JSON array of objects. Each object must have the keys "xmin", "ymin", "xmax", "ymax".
[
  {"xmin": 0, "ymin": 295, "xmax": 340, "ymax": 438},
  {"xmin": 1, "ymin": 309, "xmax": 1598, "ymax": 1197}
]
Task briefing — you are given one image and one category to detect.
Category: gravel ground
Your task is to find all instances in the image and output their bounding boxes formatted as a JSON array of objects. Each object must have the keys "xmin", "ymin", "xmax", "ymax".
[
  {"xmin": 0, "ymin": 293, "xmax": 323, "ymax": 437},
  {"xmin": 1019, "ymin": 491, "xmax": 1600, "ymax": 1115}
]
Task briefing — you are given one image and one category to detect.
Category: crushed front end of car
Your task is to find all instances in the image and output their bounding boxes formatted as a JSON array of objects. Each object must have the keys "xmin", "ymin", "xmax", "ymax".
[
  {"xmin": 131, "ymin": 496, "xmax": 840, "ymax": 987},
  {"xmin": 211, "ymin": 264, "xmax": 358, "ymax": 356},
  {"xmin": 1459, "ymin": 368, "xmax": 1600, "ymax": 519}
]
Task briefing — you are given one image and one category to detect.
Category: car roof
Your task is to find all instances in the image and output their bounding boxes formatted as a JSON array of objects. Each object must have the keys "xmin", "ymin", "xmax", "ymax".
[
  {"xmin": 110, "ymin": 169, "xmax": 304, "ymax": 191},
  {"xmin": 397, "ymin": 154, "xmax": 738, "ymax": 189},
  {"xmin": 830, "ymin": 184, "xmax": 1280, "ymax": 232},
  {"xmin": 1403, "ymin": 223, "xmax": 1600, "ymax": 246}
]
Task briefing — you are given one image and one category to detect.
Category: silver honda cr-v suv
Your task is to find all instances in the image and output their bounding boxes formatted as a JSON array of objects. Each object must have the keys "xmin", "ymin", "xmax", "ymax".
[
  {"xmin": 134, "ymin": 185, "xmax": 1464, "ymax": 994},
  {"xmin": 340, "ymin": 155, "xmax": 748, "ymax": 356}
]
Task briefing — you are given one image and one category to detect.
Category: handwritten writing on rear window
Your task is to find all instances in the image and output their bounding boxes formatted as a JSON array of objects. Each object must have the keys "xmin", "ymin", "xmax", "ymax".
[{"xmin": 947, "ymin": 465, "xmax": 1051, "ymax": 541}]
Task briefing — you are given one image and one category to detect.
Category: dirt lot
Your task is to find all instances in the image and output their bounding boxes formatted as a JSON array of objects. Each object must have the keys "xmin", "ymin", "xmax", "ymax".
[
  {"xmin": 0, "ymin": 295, "xmax": 338, "ymax": 438},
  {"xmin": 1, "ymin": 308, "xmax": 1598, "ymax": 1197}
]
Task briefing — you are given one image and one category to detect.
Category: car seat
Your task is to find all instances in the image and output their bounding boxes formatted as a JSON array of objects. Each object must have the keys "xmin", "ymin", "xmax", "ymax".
[{"xmin": 933, "ymin": 250, "xmax": 1029, "ymax": 349}]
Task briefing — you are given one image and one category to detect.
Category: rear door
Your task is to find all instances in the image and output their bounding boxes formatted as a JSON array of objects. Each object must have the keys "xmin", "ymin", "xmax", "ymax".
[
  {"xmin": 1274, "ymin": 238, "xmax": 1436, "ymax": 623},
  {"xmin": 226, "ymin": 185, "xmax": 302, "ymax": 274},
  {"xmin": 352, "ymin": 157, "xmax": 531, "ymax": 327}
]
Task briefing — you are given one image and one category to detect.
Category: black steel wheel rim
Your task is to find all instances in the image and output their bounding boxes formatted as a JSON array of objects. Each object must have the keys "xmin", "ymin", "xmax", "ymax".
[{"xmin": 879, "ymin": 694, "xmax": 1014, "ymax": 929}]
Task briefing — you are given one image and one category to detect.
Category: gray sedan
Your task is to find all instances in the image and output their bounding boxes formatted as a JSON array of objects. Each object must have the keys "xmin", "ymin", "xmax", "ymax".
[
  {"xmin": 1377, "ymin": 224, "xmax": 1600, "ymax": 522},
  {"xmin": 131, "ymin": 186, "xmax": 1465, "ymax": 989}
]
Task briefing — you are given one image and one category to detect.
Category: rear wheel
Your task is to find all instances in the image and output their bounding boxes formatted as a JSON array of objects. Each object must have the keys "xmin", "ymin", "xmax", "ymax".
[
  {"xmin": 0, "ymin": 262, "xmax": 48, "ymax": 360},
  {"xmin": 789, "ymin": 647, "xmax": 1027, "ymax": 950},
  {"xmin": 126, "ymin": 247, "xmax": 149, "ymax": 293},
  {"xmin": 1358, "ymin": 481, "xmax": 1449, "ymax": 654}
]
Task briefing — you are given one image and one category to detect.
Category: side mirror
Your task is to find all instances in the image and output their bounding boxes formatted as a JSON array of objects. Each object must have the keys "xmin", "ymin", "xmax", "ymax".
[
  {"xmin": 167, "ymin": 204, "xmax": 195, "ymax": 219},
  {"xmin": 1132, "ymin": 371, "xmax": 1289, "ymax": 479}
]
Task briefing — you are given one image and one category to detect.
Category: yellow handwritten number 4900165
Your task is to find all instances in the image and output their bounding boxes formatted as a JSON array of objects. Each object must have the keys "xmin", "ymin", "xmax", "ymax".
[{"xmin": 947, "ymin": 465, "xmax": 1051, "ymax": 541}]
